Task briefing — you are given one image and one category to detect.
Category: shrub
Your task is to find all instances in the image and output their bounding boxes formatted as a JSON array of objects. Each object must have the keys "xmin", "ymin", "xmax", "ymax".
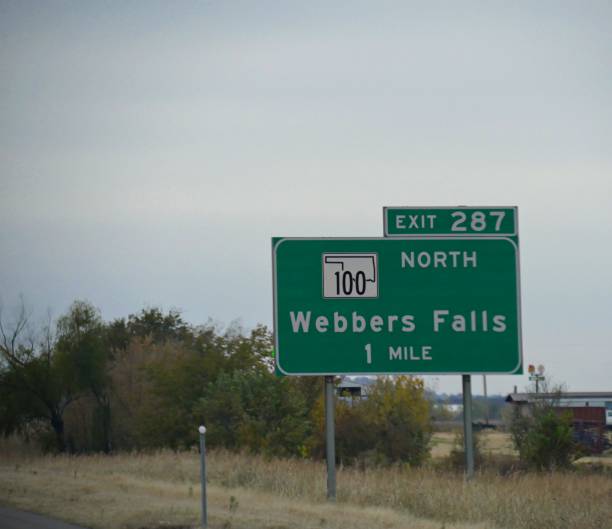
[
  {"xmin": 508, "ymin": 396, "xmax": 577, "ymax": 470},
  {"xmin": 447, "ymin": 429, "xmax": 483, "ymax": 471},
  {"xmin": 193, "ymin": 369, "xmax": 311, "ymax": 457},
  {"xmin": 310, "ymin": 376, "xmax": 432, "ymax": 466}
]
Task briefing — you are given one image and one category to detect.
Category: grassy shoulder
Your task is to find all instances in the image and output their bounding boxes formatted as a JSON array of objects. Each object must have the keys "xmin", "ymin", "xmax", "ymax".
[{"xmin": 1, "ymin": 441, "xmax": 611, "ymax": 529}]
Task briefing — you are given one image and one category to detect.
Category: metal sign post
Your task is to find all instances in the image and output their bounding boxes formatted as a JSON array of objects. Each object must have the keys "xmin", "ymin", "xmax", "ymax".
[
  {"xmin": 198, "ymin": 425, "xmax": 208, "ymax": 528},
  {"xmin": 325, "ymin": 376, "xmax": 336, "ymax": 501},
  {"xmin": 462, "ymin": 375, "xmax": 475, "ymax": 479},
  {"xmin": 483, "ymin": 374, "xmax": 489, "ymax": 425}
]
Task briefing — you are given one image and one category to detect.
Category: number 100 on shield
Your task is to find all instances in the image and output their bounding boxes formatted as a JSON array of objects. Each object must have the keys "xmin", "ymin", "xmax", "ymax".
[{"xmin": 322, "ymin": 253, "xmax": 378, "ymax": 298}]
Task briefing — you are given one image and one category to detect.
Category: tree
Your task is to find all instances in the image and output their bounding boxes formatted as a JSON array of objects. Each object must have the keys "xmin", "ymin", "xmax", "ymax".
[
  {"xmin": 309, "ymin": 376, "xmax": 432, "ymax": 466},
  {"xmin": 2, "ymin": 300, "xmax": 318, "ymax": 455},
  {"xmin": 364, "ymin": 376, "xmax": 432, "ymax": 465},
  {"xmin": 55, "ymin": 301, "xmax": 112, "ymax": 452},
  {"xmin": 507, "ymin": 387, "xmax": 577, "ymax": 470},
  {"xmin": 194, "ymin": 368, "xmax": 310, "ymax": 457},
  {"xmin": 125, "ymin": 307, "xmax": 191, "ymax": 344},
  {"xmin": 0, "ymin": 302, "xmax": 78, "ymax": 451},
  {"xmin": 117, "ymin": 319, "xmax": 276, "ymax": 450}
]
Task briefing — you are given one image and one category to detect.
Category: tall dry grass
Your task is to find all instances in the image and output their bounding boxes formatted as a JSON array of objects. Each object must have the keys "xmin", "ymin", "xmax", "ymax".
[{"xmin": 0, "ymin": 447, "xmax": 610, "ymax": 529}]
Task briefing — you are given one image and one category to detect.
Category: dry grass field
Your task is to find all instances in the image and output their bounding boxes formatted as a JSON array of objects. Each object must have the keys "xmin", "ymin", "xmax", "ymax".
[
  {"xmin": 1, "ymin": 437, "xmax": 611, "ymax": 529},
  {"xmin": 430, "ymin": 431, "xmax": 517, "ymax": 459}
]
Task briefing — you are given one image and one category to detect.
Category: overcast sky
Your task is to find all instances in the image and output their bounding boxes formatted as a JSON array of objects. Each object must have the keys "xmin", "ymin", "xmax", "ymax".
[{"xmin": 1, "ymin": 1, "xmax": 611, "ymax": 395}]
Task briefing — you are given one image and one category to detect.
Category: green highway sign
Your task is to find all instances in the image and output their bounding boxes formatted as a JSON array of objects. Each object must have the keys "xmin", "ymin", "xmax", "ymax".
[
  {"xmin": 272, "ymin": 237, "xmax": 522, "ymax": 375},
  {"xmin": 384, "ymin": 206, "xmax": 517, "ymax": 237}
]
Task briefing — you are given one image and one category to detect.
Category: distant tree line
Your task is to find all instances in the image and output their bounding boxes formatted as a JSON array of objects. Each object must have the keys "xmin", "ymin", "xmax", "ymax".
[{"xmin": 0, "ymin": 300, "xmax": 432, "ymax": 464}]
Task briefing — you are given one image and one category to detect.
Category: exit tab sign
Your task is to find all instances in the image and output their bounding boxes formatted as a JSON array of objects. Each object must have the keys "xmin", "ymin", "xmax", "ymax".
[{"xmin": 384, "ymin": 207, "xmax": 517, "ymax": 237}]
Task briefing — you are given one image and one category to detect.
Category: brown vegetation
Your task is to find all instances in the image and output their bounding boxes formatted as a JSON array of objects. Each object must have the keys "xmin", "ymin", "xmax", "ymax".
[{"xmin": 1, "ymin": 445, "xmax": 610, "ymax": 529}]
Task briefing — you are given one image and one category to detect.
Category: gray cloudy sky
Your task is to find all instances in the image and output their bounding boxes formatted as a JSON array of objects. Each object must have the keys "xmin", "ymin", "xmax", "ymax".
[{"xmin": 1, "ymin": 1, "xmax": 611, "ymax": 394}]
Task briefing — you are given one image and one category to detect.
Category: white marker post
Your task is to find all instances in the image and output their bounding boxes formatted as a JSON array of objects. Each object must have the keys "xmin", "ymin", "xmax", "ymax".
[{"xmin": 198, "ymin": 425, "xmax": 208, "ymax": 528}]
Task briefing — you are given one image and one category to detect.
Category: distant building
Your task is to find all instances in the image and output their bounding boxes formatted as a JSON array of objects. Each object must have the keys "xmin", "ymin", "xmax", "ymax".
[
  {"xmin": 506, "ymin": 391, "xmax": 612, "ymax": 452},
  {"xmin": 442, "ymin": 403, "xmax": 463, "ymax": 414},
  {"xmin": 337, "ymin": 380, "xmax": 364, "ymax": 399}
]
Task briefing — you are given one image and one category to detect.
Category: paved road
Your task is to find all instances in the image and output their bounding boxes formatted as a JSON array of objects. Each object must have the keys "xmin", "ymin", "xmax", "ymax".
[{"xmin": 0, "ymin": 506, "xmax": 87, "ymax": 529}]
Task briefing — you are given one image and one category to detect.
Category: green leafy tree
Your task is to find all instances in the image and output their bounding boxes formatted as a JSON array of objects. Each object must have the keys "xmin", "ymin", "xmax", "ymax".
[
  {"xmin": 364, "ymin": 376, "xmax": 432, "ymax": 465},
  {"xmin": 55, "ymin": 301, "xmax": 112, "ymax": 452},
  {"xmin": 2, "ymin": 300, "xmax": 316, "ymax": 455},
  {"xmin": 125, "ymin": 307, "xmax": 192, "ymax": 344},
  {"xmin": 0, "ymin": 303, "xmax": 78, "ymax": 451},
  {"xmin": 127, "ymin": 320, "xmax": 275, "ymax": 449},
  {"xmin": 508, "ymin": 388, "xmax": 577, "ymax": 470},
  {"xmin": 310, "ymin": 376, "xmax": 432, "ymax": 466},
  {"xmin": 194, "ymin": 368, "xmax": 310, "ymax": 457}
]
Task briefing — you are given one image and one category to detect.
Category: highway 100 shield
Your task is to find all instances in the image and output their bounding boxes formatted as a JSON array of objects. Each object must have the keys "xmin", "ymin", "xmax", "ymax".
[{"xmin": 272, "ymin": 237, "xmax": 522, "ymax": 376}]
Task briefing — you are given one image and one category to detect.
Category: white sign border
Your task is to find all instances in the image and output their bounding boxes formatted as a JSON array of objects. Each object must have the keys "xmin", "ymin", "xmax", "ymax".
[{"xmin": 272, "ymin": 236, "xmax": 523, "ymax": 377}]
